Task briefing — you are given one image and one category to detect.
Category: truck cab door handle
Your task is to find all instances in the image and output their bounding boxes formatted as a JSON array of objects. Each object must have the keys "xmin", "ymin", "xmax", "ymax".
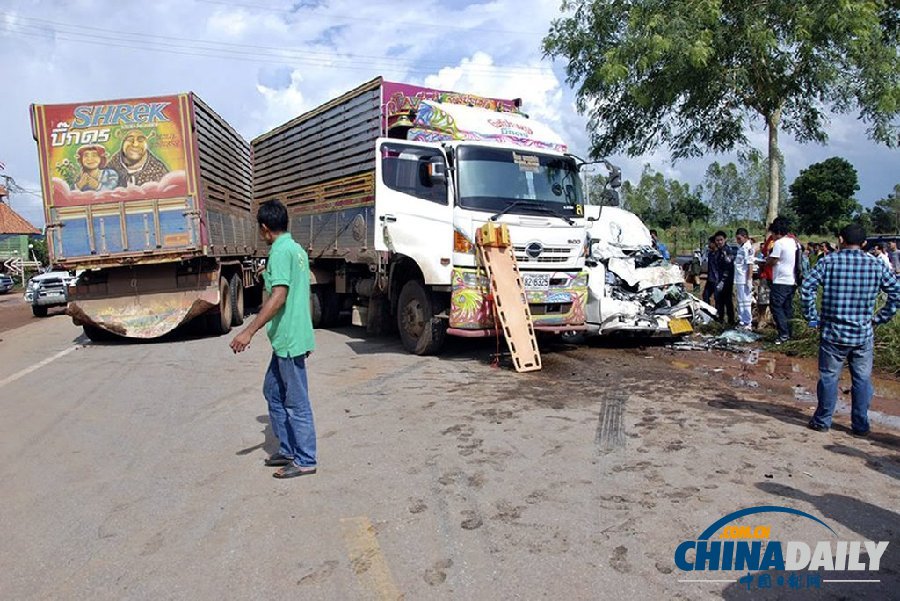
[{"xmin": 380, "ymin": 214, "xmax": 397, "ymax": 223}]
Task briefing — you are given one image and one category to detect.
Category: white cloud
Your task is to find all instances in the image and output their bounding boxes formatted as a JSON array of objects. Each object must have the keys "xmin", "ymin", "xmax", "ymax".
[{"xmin": 0, "ymin": 0, "xmax": 896, "ymax": 233}]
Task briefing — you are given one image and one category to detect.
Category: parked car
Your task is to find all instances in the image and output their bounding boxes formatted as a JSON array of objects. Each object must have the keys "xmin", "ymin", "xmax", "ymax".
[
  {"xmin": 0, "ymin": 273, "xmax": 15, "ymax": 294},
  {"xmin": 24, "ymin": 270, "xmax": 76, "ymax": 317}
]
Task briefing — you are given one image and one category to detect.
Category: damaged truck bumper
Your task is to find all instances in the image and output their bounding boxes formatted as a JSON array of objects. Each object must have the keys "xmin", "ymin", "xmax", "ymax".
[{"xmin": 67, "ymin": 262, "xmax": 221, "ymax": 338}]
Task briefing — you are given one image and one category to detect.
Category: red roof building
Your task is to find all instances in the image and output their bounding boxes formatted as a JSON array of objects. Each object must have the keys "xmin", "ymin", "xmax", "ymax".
[{"xmin": 0, "ymin": 200, "xmax": 40, "ymax": 235}]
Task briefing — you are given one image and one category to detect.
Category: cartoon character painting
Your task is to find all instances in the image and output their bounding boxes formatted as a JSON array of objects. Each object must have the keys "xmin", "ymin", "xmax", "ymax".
[
  {"xmin": 106, "ymin": 128, "xmax": 170, "ymax": 187},
  {"xmin": 73, "ymin": 144, "xmax": 119, "ymax": 191}
]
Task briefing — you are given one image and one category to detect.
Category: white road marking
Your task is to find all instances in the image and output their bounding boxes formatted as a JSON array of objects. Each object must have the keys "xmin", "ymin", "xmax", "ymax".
[{"xmin": 0, "ymin": 346, "xmax": 79, "ymax": 389}]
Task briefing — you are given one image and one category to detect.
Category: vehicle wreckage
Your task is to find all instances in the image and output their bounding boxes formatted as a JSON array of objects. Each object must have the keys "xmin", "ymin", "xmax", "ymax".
[{"xmin": 578, "ymin": 206, "xmax": 716, "ymax": 338}]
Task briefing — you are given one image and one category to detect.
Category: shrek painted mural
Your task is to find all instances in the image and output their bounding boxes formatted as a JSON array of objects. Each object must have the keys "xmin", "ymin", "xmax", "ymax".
[{"xmin": 34, "ymin": 95, "xmax": 190, "ymax": 208}]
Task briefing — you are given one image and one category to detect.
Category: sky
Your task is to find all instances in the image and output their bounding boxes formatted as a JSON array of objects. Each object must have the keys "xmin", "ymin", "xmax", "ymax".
[{"xmin": 0, "ymin": 0, "xmax": 897, "ymax": 230}]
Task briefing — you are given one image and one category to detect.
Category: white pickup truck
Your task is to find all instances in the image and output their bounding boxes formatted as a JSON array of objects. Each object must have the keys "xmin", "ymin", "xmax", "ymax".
[{"xmin": 25, "ymin": 270, "xmax": 77, "ymax": 317}]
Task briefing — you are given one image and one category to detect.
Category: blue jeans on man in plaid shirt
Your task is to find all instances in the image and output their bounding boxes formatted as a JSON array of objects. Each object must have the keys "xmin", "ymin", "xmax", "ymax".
[{"xmin": 810, "ymin": 337, "xmax": 873, "ymax": 432}]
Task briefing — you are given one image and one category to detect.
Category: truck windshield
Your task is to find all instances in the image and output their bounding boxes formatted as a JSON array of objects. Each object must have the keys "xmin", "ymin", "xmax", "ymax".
[{"xmin": 456, "ymin": 146, "xmax": 583, "ymax": 216}]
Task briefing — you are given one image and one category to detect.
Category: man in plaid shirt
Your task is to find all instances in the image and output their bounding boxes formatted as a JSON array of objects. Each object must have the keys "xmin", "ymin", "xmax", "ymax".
[{"xmin": 801, "ymin": 224, "xmax": 900, "ymax": 436}]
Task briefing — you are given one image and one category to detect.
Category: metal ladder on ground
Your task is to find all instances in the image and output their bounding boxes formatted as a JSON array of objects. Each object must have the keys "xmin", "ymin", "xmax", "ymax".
[{"xmin": 475, "ymin": 223, "xmax": 542, "ymax": 373}]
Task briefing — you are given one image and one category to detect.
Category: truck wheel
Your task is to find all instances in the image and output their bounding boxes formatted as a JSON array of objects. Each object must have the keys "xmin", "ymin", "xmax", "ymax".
[
  {"xmin": 207, "ymin": 276, "xmax": 232, "ymax": 335},
  {"xmin": 561, "ymin": 330, "xmax": 588, "ymax": 345},
  {"xmin": 397, "ymin": 280, "xmax": 446, "ymax": 355},
  {"xmin": 310, "ymin": 286, "xmax": 338, "ymax": 329},
  {"xmin": 229, "ymin": 273, "xmax": 245, "ymax": 327},
  {"xmin": 32, "ymin": 305, "xmax": 48, "ymax": 317}
]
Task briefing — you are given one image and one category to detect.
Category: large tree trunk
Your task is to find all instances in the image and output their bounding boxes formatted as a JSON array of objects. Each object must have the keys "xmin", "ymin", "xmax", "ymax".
[{"xmin": 765, "ymin": 108, "xmax": 782, "ymax": 227}]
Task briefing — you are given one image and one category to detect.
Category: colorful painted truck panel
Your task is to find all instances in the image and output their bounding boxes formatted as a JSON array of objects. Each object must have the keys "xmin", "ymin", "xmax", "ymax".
[
  {"xmin": 31, "ymin": 94, "xmax": 257, "ymax": 340},
  {"xmin": 32, "ymin": 94, "xmax": 255, "ymax": 267}
]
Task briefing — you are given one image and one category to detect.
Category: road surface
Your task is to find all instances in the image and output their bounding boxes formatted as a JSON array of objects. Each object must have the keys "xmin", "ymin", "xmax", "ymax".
[{"xmin": 1, "ymin": 314, "xmax": 897, "ymax": 600}]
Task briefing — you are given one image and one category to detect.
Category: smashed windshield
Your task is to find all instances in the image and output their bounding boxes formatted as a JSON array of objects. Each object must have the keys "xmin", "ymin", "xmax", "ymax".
[{"xmin": 456, "ymin": 146, "xmax": 583, "ymax": 215}]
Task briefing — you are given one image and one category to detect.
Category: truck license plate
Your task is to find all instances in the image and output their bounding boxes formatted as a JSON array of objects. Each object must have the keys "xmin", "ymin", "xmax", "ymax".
[{"xmin": 522, "ymin": 273, "xmax": 550, "ymax": 290}]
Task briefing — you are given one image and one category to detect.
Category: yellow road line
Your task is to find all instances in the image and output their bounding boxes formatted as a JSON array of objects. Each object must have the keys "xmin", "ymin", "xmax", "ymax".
[{"xmin": 340, "ymin": 516, "xmax": 403, "ymax": 600}]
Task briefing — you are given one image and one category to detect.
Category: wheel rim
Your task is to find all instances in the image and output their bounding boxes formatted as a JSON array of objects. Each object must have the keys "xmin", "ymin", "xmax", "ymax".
[{"xmin": 401, "ymin": 298, "xmax": 425, "ymax": 341}]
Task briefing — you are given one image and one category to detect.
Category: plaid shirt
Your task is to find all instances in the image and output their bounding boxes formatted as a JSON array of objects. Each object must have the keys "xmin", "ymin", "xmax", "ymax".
[{"xmin": 801, "ymin": 249, "xmax": 900, "ymax": 345}]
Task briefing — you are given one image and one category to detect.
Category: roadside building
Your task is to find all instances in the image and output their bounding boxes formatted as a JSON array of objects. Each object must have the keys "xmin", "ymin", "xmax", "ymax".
[{"xmin": 0, "ymin": 198, "xmax": 41, "ymax": 262}]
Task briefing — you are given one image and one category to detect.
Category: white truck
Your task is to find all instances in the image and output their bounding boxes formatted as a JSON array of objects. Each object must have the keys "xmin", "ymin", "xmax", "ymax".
[
  {"xmin": 252, "ymin": 77, "xmax": 591, "ymax": 354},
  {"xmin": 579, "ymin": 205, "xmax": 715, "ymax": 338}
]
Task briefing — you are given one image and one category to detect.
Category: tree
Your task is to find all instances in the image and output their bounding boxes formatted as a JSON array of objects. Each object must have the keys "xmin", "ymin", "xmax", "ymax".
[
  {"xmin": 788, "ymin": 157, "xmax": 861, "ymax": 234},
  {"xmin": 543, "ymin": 1, "xmax": 899, "ymax": 225},
  {"xmin": 621, "ymin": 164, "xmax": 707, "ymax": 227},
  {"xmin": 701, "ymin": 148, "xmax": 786, "ymax": 224},
  {"xmin": 870, "ymin": 184, "xmax": 900, "ymax": 233}
]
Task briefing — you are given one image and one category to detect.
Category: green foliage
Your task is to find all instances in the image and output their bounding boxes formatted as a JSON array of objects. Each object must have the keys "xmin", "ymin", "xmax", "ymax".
[
  {"xmin": 544, "ymin": 0, "xmax": 900, "ymax": 219},
  {"xmin": 621, "ymin": 164, "xmax": 707, "ymax": 228},
  {"xmin": 788, "ymin": 157, "xmax": 861, "ymax": 234},
  {"xmin": 702, "ymin": 149, "xmax": 788, "ymax": 224},
  {"xmin": 869, "ymin": 184, "xmax": 900, "ymax": 233},
  {"xmin": 29, "ymin": 236, "xmax": 49, "ymax": 266}
]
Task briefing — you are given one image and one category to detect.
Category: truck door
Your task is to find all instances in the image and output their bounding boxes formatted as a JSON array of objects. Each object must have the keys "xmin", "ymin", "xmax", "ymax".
[{"xmin": 375, "ymin": 139, "xmax": 453, "ymax": 285}]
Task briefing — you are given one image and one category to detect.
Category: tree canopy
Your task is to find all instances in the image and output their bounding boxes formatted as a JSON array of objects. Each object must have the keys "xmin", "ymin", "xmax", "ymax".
[
  {"xmin": 701, "ymin": 149, "xmax": 785, "ymax": 224},
  {"xmin": 788, "ymin": 157, "xmax": 861, "ymax": 234},
  {"xmin": 869, "ymin": 184, "xmax": 900, "ymax": 233},
  {"xmin": 543, "ymin": 0, "xmax": 899, "ymax": 224},
  {"xmin": 621, "ymin": 165, "xmax": 709, "ymax": 227}
]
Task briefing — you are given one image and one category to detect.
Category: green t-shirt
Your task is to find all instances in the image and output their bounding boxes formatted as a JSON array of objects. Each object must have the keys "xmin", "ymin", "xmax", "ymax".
[{"xmin": 264, "ymin": 233, "xmax": 315, "ymax": 358}]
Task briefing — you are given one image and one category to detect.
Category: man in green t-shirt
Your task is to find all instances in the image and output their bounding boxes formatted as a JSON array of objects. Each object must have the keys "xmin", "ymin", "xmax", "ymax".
[{"xmin": 230, "ymin": 200, "xmax": 317, "ymax": 479}]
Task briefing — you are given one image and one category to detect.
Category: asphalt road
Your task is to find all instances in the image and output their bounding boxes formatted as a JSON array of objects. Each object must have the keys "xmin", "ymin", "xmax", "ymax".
[{"xmin": 0, "ymin": 315, "xmax": 897, "ymax": 600}]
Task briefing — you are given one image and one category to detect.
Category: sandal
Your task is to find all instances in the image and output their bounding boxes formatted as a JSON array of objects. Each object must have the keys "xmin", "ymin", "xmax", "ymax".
[
  {"xmin": 265, "ymin": 453, "xmax": 292, "ymax": 467},
  {"xmin": 273, "ymin": 464, "xmax": 317, "ymax": 479}
]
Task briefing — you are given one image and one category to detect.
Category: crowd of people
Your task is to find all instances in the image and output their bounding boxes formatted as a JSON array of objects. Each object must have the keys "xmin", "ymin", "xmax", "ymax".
[{"xmin": 661, "ymin": 219, "xmax": 900, "ymax": 438}]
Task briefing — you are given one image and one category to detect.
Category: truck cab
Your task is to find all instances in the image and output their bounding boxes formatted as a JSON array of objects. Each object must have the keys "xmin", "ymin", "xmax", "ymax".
[{"xmin": 372, "ymin": 138, "xmax": 588, "ymax": 353}]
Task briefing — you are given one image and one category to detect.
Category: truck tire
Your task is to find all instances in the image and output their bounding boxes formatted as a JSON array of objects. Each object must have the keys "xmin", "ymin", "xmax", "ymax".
[
  {"xmin": 310, "ymin": 285, "xmax": 338, "ymax": 329},
  {"xmin": 397, "ymin": 280, "xmax": 446, "ymax": 355},
  {"xmin": 229, "ymin": 273, "xmax": 245, "ymax": 327},
  {"xmin": 207, "ymin": 276, "xmax": 232, "ymax": 335},
  {"xmin": 32, "ymin": 305, "xmax": 48, "ymax": 317}
]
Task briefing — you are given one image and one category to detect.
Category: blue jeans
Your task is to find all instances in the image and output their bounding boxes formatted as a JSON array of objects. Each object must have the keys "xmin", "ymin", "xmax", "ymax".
[
  {"xmin": 263, "ymin": 353, "xmax": 317, "ymax": 467},
  {"xmin": 810, "ymin": 337, "xmax": 874, "ymax": 433},
  {"xmin": 769, "ymin": 283, "xmax": 795, "ymax": 339}
]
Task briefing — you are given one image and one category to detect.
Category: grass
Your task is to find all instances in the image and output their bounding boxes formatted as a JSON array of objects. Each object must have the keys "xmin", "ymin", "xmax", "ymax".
[{"xmin": 765, "ymin": 296, "xmax": 900, "ymax": 378}]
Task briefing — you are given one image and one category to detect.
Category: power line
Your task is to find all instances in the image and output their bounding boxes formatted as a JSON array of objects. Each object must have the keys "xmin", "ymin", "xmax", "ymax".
[
  {"xmin": 195, "ymin": 0, "xmax": 546, "ymax": 36},
  {"xmin": 1, "ymin": 14, "xmax": 552, "ymax": 78}
]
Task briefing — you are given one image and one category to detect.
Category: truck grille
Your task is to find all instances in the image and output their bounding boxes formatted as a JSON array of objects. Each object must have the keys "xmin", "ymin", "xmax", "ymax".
[{"xmin": 513, "ymin": 245, "xmax": 573, "ymax": 264}]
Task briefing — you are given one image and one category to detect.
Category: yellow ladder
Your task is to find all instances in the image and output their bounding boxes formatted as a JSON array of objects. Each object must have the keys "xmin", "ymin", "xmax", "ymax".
[{"xmin": 476, "ymin": 223, "xmax": 542, "ymax": 373}]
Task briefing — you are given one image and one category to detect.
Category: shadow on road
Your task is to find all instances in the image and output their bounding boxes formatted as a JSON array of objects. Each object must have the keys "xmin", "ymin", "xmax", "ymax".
[
  {"xmin": 235, "ymin": 415, "xmax": 279, "ymax": 458},
  {"xmin": 718, "ymin": 482, "xmax": 899, "ymax": 600}
]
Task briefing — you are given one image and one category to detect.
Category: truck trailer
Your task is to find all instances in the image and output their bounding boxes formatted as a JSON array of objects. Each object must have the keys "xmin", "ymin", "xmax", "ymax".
[
  {"xmin": 252, "ymin": 77, "xmax": 590, "ymax": 355},
  {"xmin": 31, "ymin": 93, "xmax": 259, "ymax": 340}
]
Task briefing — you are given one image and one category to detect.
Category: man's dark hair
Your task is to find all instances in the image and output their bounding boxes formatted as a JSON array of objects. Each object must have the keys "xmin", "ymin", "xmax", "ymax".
[
  {"xmin": 768, "ymin": 215, "xmax": 790, "ymax": 233},
  {"xmin": 839, "ymin": 224, "xmax": 866, "ymax": 246},
  {"xmin": 714, "ymin": 230, "xmax": 727, "ymax": 239},
  {"xmin": 257, "ymin": 200, "xmax": 289, "ymax": 232},
  {"xmin": 649, "ymin": 229, "xmax": 658, "ymax": 236},
  {"xmin": 873, "ymin": 243, "xmax": 884, "ymax": 252},
  {"xmin": 770, "ymin": 220, "xmax": 789, "ymax": 235},
  {"xmin": 736, "ymin": 227, "xmax": 749, "ymax": 237}
]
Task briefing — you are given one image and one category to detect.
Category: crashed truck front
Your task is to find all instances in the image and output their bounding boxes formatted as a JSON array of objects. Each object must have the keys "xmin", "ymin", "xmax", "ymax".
[{"xmin": 581, "ymin": 206, "xmax": 715, "ymax": 337}]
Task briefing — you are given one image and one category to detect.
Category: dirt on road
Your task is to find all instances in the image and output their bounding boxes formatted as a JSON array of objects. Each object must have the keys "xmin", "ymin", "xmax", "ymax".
[{"xmin": 0, "ymin": 319, "xmax": 896, "ymax": 600}]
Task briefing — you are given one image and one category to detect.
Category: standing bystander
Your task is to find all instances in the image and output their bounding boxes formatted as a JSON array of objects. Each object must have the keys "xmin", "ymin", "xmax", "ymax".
[
  {"xmin": 801, "ymin": 224, "xmax": 900, "ymax": 436},
  {"xmin": 710, "ymin": 231, "xmax": 735, "ymax": 325},
  {"xmin": 766, "ymin": 219, "xmax": 801, "ymax": 344},
  {"xmin": 888, "ymin": 241, "xmax": 900, "ymax": 273},
  {"xmin": 871, "ymin": 244, "xmax": 893, "ymax": 271},
  {"xmin": 230, "ymin": 200, "xmax": 318, "ymax": 479},
  {"xmin": 733, "ymin": 228, "xmax": 754, "ymax": 330},
  {"xmin": 649, "ymin": 229, "xmax": 670, "ymax": 262}
]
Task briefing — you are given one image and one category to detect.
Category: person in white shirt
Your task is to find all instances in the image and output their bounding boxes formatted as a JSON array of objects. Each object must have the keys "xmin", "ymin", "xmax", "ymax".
[
  {"xmin": 733, "ymin": 227, "xmax": 754, "ymax": 330},
  {"xmin": 872, "ymin": 244, "xmax": 893, "ymax": 271},
  {"xmin": 766, "ymin": 218, "xmax": 800, "ymax": 344}
]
